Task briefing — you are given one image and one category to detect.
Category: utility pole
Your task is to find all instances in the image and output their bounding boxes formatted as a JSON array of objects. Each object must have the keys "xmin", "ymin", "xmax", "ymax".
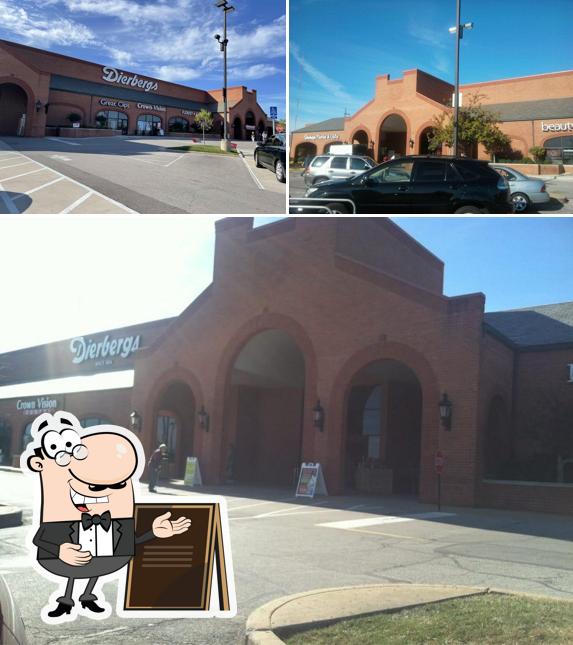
[
  {"xmin": 449, "ymin": 0, "xmax": 473, "ymax": 156},
  {"xmin": 215, "ymin": 1, "xmax": 235, "ymax": 152}
]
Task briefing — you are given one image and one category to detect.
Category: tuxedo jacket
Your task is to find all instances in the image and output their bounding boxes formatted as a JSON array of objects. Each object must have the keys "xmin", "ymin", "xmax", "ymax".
[{"xmin": 33, "ymin": 519, "xmax": 154, "ymax": 560}]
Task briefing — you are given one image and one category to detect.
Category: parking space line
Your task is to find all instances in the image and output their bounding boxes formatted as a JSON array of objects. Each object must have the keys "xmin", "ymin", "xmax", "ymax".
[
  {"xmin": 344, "ymin": 527, "xmax": 424, "ymax": 541},
  {"xmin": 46, "ymin": 137, "xmax": 81, "ymax": 146},
  {"xmin": 318, "ymin": 512, "xmax": 455, "ymax": 530},
  {"xmin": 12, "ymin": 176, "xmax": 65, "ymax": 200},
  {"xmin": 240, "ymin": 154, "xmax": 265, "ymax": 190},
  {"xmin": 0, "ymin": 156, "xmax": 23, "ymax": 164},
  {"xmin": 2, "ymin": 168, "xmax": 45, "ymax": 182},
  {"xmin": 0, "ymin": 182, "xmax": 19, "ymax": 213},
  {"xmin": 61, "ymin": 191, "xmax": 93, "ymax": 214},
  {"xmin": 165, "ymin": 154, "xmax": 185, "ymax": 168},
  {"xmin": 0, "ymin": 161, "xmax": 36, "ymax": 171}
]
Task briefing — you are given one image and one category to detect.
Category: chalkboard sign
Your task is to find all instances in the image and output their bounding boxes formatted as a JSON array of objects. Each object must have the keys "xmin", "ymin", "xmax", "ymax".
[
  {"xmin": 295, "ymin": 463, "xmax": 328, "ymax": 498},
  {"xmin": 118, "ymin": 498, "xmax": 235, "ymax": 617}
]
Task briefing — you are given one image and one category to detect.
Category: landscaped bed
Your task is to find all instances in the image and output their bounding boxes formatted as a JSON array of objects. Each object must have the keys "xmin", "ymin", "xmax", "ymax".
[
  {"xmin": 284, "ymin": 593, "xmax": 573, "ymax": 644},
  {"xmin": 172, "ymin": 144, "xmax": 238, "ymax": 155}
]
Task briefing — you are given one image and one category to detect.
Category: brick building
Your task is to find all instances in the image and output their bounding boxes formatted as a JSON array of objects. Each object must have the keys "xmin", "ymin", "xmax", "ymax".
[
  {"xmin": 0, "ymin": 39, "xmax": 269, "ymax": 139},
  {"xmin": 291, "ymin": 68, "xmax": 573, "ymax": 165},
  {"xmin": 1, "ymin": 218, "xmax": 572, "ymax": 513}
]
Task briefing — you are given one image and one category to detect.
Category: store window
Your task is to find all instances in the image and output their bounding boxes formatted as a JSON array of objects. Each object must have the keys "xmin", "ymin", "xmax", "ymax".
[
  {"xmin": 156, "ymin": 413, "xmax": 177, "ymax": 462},
  {"xmin": 95, "ymin": 110, "xmax": 128, "ymax": 134},
  {"xmin": 80, "ymin": 416, "xmax": 109, "ymax": 428},
  {"xmin": 137, "ymin": 114, "xmax": 162, "ymax": 136},
  {"xmin": 544, "ymin": 135, "xmax": 573, "ymax": 164},
  {"xmin": 362, "ymin": 386, "xmax": 382, "ymax": 459},
  {"xmin": 168, "ymin": 117, "xmax": 190, "ymax": 133},
  {"xmin": 21, "ymin": 422, "xmax": 33, "ymax": 452}
]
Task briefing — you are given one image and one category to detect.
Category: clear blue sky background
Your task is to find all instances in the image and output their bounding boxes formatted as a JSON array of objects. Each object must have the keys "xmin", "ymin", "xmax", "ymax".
[
  {"xmin": 0, "ymin": 217, "xmax": 572, "ymax": 354},
  {"xmin": 290, "ymin": 0, "xmax": 573, "ymax": 129},
  {"xmin": 0, "ymin": 0, "xmax": 286, "ymax": 119}
]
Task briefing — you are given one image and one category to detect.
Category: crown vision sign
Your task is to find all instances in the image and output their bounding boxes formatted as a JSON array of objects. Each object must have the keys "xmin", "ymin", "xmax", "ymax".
[{"xmin": 101, "ymin": 67, "xmax": 159, "ymax": 93}]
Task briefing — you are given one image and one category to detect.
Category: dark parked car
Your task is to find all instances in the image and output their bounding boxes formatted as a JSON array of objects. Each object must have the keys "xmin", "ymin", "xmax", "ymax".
[
  {"xmin": 254, "ymin": 134, "xmax": 286, "ymax": 183},
  {"xmin": 304, "ymin": 156, "xmax": 513, "ymax": 214}
]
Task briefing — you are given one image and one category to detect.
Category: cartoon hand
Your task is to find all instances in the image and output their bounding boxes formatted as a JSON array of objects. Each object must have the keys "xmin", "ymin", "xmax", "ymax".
[
  {"xmin": 152, "ymin": 512, "xmax": 192, "ymax": 539},
  {"xmin": 59, "ymin": 543, "xmax": 92, "ymax": 566}
]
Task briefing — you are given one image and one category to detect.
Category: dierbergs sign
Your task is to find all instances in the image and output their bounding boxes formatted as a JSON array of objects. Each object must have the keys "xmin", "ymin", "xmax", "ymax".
[
  {"xmin": 70, "ymin": 334, "xmax": 141, "ymax": 365},
  {"xmin": 102, "ymin": 66, "xmax": 159, "ymax": 93}
]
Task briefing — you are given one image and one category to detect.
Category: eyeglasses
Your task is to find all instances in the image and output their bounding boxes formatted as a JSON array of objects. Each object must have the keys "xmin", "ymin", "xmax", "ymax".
[{"xmin": 55, "ymin": 443, "xmax": 88, "ymax": 467}]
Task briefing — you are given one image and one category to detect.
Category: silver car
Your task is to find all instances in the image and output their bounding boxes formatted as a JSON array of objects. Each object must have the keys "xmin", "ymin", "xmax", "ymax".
[
  {"xmin": 490, "ymin": 164, "xmax": 551, "ymax": 212},
  {"xmin": 303, "ymin": 154, "xmax": 376, "ymax": 187}
]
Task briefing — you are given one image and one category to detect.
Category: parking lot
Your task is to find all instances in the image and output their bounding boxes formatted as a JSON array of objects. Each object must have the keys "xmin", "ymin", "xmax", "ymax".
[
  {"xmin": 289, "ymin": 165, "xmax": 573, "ymax": 213},
  {"xmin": 0, "ymin": 137, "xmax": 285, "ymax": 215},
  {"xmin": 0, "ymin": 469, "xmax": 571, "ymax": 644}
]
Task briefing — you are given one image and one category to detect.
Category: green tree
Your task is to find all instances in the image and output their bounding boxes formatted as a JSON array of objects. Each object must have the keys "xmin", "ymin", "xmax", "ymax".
[
  {"xmin": 529, "ymin": 146, "xmax": 546, "ymax": 163},
  {"xmin": 67, "ymin": 113, "xmax": 82, "ymax": 125},
  {"xmin": 428, "ymin": 94, "xmax": 511, "ymax": 161},
  {"xmin": 194, "ymin": 109, "xmax": 213, "ymax": 145}
]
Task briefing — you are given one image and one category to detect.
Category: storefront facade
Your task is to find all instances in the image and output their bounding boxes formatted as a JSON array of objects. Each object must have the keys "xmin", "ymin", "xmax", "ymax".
[
  {"xmin": 292, "ymin": 68, "xmax": 573, "ymax": 164},
  {"xmin": 1, "ymin": 219, "xmax": 572, "ymax": 513},
  {"xmin": 0, "ymin": 39, "xmax": 269, "ymax": 139}
]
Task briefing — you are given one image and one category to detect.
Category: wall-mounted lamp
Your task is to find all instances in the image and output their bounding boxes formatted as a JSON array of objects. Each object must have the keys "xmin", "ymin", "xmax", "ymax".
[
  {"xmin": 35, "ymin": 100, "xmax": 43, "ymax": 113},
  {"xmin": 313, "ymin": 399, "xmax": 325, "ymax": 431},
  {"xmin": 438, "ymin": 393, "xmax": 453, "ymax": 430},
  {"xmin": 198, "ymin": 405, "xmax": 210, "ymax": 432},
  {"xmin": 409, "ymin": 138, "xmax": 415, "ymax": 149},
  {"xmin": 129, "ymin": 410, "xmax": 141, "ymax": 433}
]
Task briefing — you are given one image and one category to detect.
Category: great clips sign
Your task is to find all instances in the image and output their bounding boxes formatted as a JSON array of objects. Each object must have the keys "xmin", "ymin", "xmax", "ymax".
[
  {"xmin": 102, "ymin": 66, "xmax": 159, "ymax": 93},
  {"xmin": 70, "ymin": 334, "xmax": 141, "ymax": 366}
]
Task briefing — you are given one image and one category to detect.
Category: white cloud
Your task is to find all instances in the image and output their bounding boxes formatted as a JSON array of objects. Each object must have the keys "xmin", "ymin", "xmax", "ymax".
[
  {"xmin": 57, "ymin": 0, "xmax": 199, "ymax": 25},
  {"xmin": 108, "ymin": 47, "xmax": 133, "ymax": 67},
  {"xmin": 152, "ymin": 65, "xmax": 202, "ymax": 82},
  {"xmin": 231, "ymin": 64, "xmax": 283, "ymax": 81},
  {"xmin": 0, "ymin": 0, "xmax": 95, "ymax": 46},
  {"xmin": 290, "ymin": 44, "xmax": 353, "ymax": 103}
]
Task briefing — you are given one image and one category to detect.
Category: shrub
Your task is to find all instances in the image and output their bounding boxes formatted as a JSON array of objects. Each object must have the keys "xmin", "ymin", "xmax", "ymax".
[
  {"xmin": 67, "ymin": 113, "xmax": 81, "ymax": 124},
  {"xmin": 529, "ymin": 146, "xmax": 547, "ymax": 163}
]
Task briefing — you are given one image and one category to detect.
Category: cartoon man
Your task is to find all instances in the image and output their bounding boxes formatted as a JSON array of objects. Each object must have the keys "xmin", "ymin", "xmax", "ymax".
[{"xmin": 22, "ymin": 411, "xmax": 191, "ymax": 621}]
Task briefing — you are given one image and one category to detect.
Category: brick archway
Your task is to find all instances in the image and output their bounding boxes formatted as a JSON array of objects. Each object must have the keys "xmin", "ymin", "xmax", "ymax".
[
  {"xmin": 0, "ymin": 79, "xmax": 32, "ymax": 136},
  {"xmin": 375, "ymin": 109, "xmax": 412, "ymax": 162},
  {"xmin": 328, "ymin": 341, "xmax": 440, "ymax": 495}
]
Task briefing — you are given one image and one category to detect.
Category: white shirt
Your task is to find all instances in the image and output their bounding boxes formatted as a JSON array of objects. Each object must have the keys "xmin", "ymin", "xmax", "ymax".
[{"xmin": 78, "ymin": 520, "xmax": 114, "ymax": 556}]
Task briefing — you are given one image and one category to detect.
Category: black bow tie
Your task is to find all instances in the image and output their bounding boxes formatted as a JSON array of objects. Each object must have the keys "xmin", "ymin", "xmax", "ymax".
[{"xmin": 81, "ymin": 511, "xmax": 112, "ymax": 532}]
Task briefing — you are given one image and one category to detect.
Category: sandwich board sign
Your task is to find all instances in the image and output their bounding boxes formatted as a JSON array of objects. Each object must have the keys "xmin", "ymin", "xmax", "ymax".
[
  {"xmin": 120, "ymin": 500, "xmax": 236, "ymax": 616},
  {"xmin": 295, "ymin": 462, "xmax": 328, "ymax": 498},
  {"xmin": 184, "ymin": 456, "xmax": 202, "ymax": 486}
]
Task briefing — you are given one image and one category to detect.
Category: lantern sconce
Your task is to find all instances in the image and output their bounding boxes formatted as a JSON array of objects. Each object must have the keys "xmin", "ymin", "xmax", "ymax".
[
  {"xmin": 438, "ymin": 393, "xmax": 453, "ymax": 430},
  {"xmin": 409, "ymin": 138, "xmax": 415, "ymax": 149},
  {"xmin": 129, "ymin": 410, "xmax": 141, "ymax": 433},
  {"xmin": 198, "ymin": 405, "xmax": 210, "ymax": 432},
  {"xmin": 35, "ymin": 100, "xmax": 43, "ymax": 113},
  {"xmin": 313, "ymin": 399, "xmax": 325, "ymax": 431}
]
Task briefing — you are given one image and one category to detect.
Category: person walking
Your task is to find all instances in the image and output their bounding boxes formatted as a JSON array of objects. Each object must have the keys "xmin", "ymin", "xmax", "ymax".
[{"xmin": 148, "ymin": 443, "xmax": 166, "ymax": 492}]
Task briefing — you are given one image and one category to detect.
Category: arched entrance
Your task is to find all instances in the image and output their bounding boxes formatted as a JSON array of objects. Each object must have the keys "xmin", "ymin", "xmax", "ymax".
[
  {"xmin": 233, "ymin": 116, "xmax": 242, "ymax": 140},
  {"xmin": 294, "ymin": 141, "xmax": 317, "ymax": 162},
  {"xmin": 257, "ymin": 119, "xmax": 266, "ymax": 136},
  {"xmin": 154, "ymin": 381, "xmax": 196, "ymax": 478},
  {"xmin": 544, "ymin": 135, "xmax": 573, "ymax": 165},
  {"xmin": 245, "ymin": 110, "xmax": 256, "ymax": 139},
  {"xmin": 344, "ymin": 359, "xmax": 422, "ymax": 495},
  {"xmin": 419, "ymin": 127, "xmax": 434, "ymax": 155},
  {"xmin": 483, "ymin": 395, "xmax": 511, "ymax": 479},
  {"xmin": 0, "ymin": 83, "xmax": 28, "ymax": 135},
  {"xmin": 225, "ymin": 329, "xmax": 305, "ymax": 486},
  {"xmin": 378, "ymin": 114, "xmax": 407, "ymax": 161},
  {"xmin": 352, "ymin": 129, "xmax": 372, "ymax": 157}
]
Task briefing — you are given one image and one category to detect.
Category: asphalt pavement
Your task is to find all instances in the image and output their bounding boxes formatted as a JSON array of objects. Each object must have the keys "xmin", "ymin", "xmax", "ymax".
[
  {"xmin": 0, "ymin": 137, "xmax": 285, "ymax": 215},
  {"xmin": 0, "ymin": 468, "xmax": 572, "ymax": 644}
]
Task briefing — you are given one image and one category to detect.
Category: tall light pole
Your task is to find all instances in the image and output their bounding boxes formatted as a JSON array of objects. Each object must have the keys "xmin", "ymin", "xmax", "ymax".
[
  {"xmin": 215, "ymin": 0, "xmax": 235, "ymax": 152},
  {"xmin": 449, "ymin": 0, "xmax": 473, "ymax": 156}
]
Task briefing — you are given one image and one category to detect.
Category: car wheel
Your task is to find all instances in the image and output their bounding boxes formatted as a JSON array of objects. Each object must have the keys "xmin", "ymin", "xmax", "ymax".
[
  {"xmin": 511, "ymin": 192, "xmax": 530, "ymax": 213},
  {"xmin": 454, "ymin": 205, "xmax": 482, "ymax": 214},
  {"xmin": 254, "ymin": 152, "xmax": 263, "ymax": 168},
  {"xmin": 275, "ymin": 160, "xmax": 286, "ymax": 183},
  {"xmin": 325, "ymin": 202, "xmax": 351, "ymax": 214}
]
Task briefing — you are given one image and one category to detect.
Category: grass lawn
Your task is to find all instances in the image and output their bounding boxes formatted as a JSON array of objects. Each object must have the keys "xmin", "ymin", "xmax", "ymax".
[
  {"xmin": 284, "ymin": 594, "xmax": 573, "ymax": 644},
  {"xmin": 172, "ymin": 144, "xmax": 237, "ymax": 155}
]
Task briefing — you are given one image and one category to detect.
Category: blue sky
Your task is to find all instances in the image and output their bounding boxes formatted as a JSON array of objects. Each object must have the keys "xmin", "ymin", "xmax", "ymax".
[
  {"xmin": 290, "ymin": 0, "xmax": 573, "ymax": 129},
  {"xmin": 0, "ymin": 0, "xmax": 286, "ymax": 119},
  {"xmin": 0, "ymin": 217, "xmax": 572, "ymax": 353}
]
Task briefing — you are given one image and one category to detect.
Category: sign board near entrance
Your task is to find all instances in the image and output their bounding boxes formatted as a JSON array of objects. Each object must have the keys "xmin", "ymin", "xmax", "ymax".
[
  {"xmin": 184, "ymin": 457, "xmax": 202, "ymax": 486},
  {"xmin": 435, "ymin": 450, "xmax": 445, "ymax": 474},
  {"xmin": 295, "ymin": 463, "xmax": 328, "ymax": 498}
]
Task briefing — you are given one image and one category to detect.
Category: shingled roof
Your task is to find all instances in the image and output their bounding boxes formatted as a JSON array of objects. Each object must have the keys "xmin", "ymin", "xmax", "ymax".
[
  {"xmin": 293, "ymin": 117, "xmax": 345, "ymax": 133},
  {"xmin": 485, "ymin": 97, "xmax": 573, "ymax": 122},
  {"xmin": 484, "ymin": 301, "xmax": 573, "ymax": 347}
]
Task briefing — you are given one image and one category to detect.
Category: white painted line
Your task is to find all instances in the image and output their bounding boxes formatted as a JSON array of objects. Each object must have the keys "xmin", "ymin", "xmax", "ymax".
[
  {"xmin": 240, "ymin": 154, "xmax": 265, "ymax": 190},
  {"xmin": 46, "ymin": 137, "xmax": 81, "ymax": 146},
  {"xmin": 0, "ymin": 156, "xmax": 23, "ymax": 164},
  {"xmin": 0, "ymin": 183, "xmax": 19, "ymax": 213},
  {"xmin": 2, "ymin": 147, "xmax": 136, "ymax": 213},
  {"xmin": 0, "ymin": 161, "xmax": 36, "ymax": 171},
  {"xmin": 165, "ymin": 153, "xmax": 185, "ymax": 168},
  {"xmin": 318, "ymin": 512, "xmax": 456, "ymax": 529},
  {"xmin": 61, "ymin": 190, "xmax": 94, "ymax": 214},
  {"xmin": 227, "ymin": 498, "xmax": 293, "ymax": 511},
  {"xmin": 12, "ymin": 176, "xmax": 64, "ymax": 200},
  {"xmin": 2, "ymin": 168, "xmax": 45, "ymax": 182},
  {"xmin": 49, "ymin": 155, "xmax": 72, "ymax": 162}
]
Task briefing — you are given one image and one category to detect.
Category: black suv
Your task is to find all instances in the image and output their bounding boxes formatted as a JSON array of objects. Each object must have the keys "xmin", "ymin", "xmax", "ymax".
[
  {"xmin": 254, "ymin": 134, "xmax": 286, "ymax": 183},
  {"xmin": 304, "ymin": 156, "xmax": 513, "ymax": 213}
]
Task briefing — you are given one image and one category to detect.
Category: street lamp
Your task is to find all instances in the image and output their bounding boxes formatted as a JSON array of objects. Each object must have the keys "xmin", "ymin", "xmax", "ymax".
[
  {"xmin": 449, "ymin": 0, "xmax": 473, "ymax": 157},
  {"xmin": 215, "ymin": 0, "xmax": 235, "ymax": 152},
  {"xmin": 438, "ymin": 393, "xmax": 453, "ymax": 431}
]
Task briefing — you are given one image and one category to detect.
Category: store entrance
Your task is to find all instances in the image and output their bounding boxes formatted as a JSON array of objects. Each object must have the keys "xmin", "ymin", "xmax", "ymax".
[
  {"xmin": 136, "ymin": 114, "xmax": 162, "ymax": 136},
  {"xmin": 0, "ymin": 83, "xmax": 28, "ymax": 135}
]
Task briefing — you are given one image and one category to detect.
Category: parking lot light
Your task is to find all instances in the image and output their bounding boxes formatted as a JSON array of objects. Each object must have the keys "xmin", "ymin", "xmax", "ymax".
[{"xmin": 215, "ymin": 0, "xmax": 235, "ymax": 152}]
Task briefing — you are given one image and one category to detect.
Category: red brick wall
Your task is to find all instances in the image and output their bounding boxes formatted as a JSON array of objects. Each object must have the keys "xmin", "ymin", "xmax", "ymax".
[{"xmin": 477, "ymin": 480, "xmax": 573, "ymax": 515}]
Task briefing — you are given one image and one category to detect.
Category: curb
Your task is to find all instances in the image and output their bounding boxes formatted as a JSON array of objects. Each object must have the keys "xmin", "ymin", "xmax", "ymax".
[{"xmin": 0, "ymin": 505, "xmax": 23, "ymax": 529}]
